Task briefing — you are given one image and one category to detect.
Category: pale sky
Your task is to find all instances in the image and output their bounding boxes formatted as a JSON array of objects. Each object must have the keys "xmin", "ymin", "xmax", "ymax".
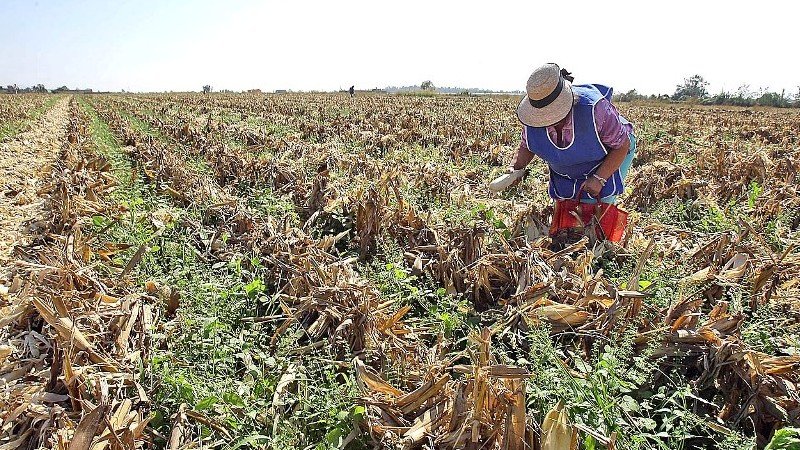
[{"xmin": 1, "ymin": 0, "xmax": 798, "ymax": 96}]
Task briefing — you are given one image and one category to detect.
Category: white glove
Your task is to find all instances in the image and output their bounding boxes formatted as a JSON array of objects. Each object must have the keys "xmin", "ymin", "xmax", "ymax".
[{"xmin": 489, "ymin": 169, "xmax": 526, "ymax": 192}]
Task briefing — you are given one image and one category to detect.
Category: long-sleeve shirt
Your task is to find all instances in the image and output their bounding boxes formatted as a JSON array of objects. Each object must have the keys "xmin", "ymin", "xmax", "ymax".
[{"xmin": 518, "ymin": 98, "xmax": 633, "ymax": 153}]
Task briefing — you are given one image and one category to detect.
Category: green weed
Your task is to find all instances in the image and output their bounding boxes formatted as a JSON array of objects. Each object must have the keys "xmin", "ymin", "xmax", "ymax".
[
  {"xmin": 521, "ymin": 325, "xmax": 752, "ymax": 449},
  {"xmin": 650, "ymin": 198, "xmax": 735, "ymax": 233}
]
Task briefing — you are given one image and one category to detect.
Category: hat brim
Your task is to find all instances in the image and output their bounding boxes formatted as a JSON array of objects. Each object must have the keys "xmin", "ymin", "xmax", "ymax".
[{"xmin": 516, "ymin": 81, "xmax": 574, "ymax": 127}]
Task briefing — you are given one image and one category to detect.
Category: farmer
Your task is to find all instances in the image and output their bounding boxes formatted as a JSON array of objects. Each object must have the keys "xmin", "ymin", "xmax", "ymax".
[
  {"xmin": 349, "ymin": 85, "xmax": 355, "ymax": 98},
  {"xmin": 506, "ymin": 63, "xmax": 636, "ymax": 203}
]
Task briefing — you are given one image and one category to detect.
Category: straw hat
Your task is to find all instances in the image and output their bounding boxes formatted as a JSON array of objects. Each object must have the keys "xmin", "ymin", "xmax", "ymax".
[{"xmin": 517, "ymin": 63, "xmax": 574, "ymax": 127}]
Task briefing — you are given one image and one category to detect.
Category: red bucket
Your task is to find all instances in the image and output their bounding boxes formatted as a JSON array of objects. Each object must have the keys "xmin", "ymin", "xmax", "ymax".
[{"xmin": 549, "ymin": 198, "xmax": 628, "ymax": 242}]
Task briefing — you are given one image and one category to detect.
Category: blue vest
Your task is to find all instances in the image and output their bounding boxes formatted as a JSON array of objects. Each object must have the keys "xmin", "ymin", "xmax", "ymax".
[{"xmin": 524, "ymin": 84, "xmax": 630, "ymax": 200}]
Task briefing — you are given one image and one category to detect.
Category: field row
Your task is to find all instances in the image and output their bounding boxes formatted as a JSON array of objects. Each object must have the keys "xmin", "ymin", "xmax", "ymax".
[{"xmin": 0, "ymin": 94, "xmax": 61, "ymax": 140}]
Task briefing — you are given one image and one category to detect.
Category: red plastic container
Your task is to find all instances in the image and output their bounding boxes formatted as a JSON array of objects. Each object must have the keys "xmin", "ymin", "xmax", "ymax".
[{"xmin": 549, "ymin": 198, "xmax": 628, "ymax": 242}]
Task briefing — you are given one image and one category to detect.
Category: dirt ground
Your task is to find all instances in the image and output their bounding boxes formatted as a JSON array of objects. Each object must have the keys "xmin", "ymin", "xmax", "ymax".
[{"xmin": 0, "ymin": 96, "xmax": 69, "ymax": 285}]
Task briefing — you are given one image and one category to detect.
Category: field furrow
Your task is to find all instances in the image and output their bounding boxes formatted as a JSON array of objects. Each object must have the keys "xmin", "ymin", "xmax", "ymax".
[{"xmin": 0, "ymin": 96, "xmax": 70, "ymax": 269}]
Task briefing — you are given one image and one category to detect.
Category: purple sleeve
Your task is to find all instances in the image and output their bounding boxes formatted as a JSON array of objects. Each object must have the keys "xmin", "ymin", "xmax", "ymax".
[
  {"xmin": 519, "ymin": 129, "xmax": 530, "ymax": 152},
  {"xmin": 594, "ymin": 99, "xmax": 631, "ymax": 150}
]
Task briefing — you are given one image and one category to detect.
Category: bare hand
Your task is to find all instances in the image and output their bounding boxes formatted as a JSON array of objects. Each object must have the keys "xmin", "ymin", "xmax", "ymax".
[{"xmin": 580, "ymin": 177, "xmax": 603, "ymax": 198}]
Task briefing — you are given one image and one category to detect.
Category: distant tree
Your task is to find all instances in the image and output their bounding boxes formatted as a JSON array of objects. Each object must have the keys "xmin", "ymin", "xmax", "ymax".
[
  {"xmin": 736, "ymin": 84, "xmax": 752, "ymax": 99},
  {"xmin": 673, "ymin": 75, "xmax": 708, "ymax": 100},
  {"xmin": 202, "ymin": 85, "xmax": 213, "ymax": 94},
  {"xmin": 420, "ymin": 80, "xmax": 435, "ymax": 91},
  {"xmin": 34, "ymin": 84, "xmax": 47, "ymax": 93},
  {"xmin": 756, "ymin": 89, "xmax": 790, "ymax": 108},
  {"xmin": 615, "ymin": 89, "xmax": 646, "ymax": 102},
  {"xmin": 704, "ymin": 90, "xmax": 731, "ymax": 106}
]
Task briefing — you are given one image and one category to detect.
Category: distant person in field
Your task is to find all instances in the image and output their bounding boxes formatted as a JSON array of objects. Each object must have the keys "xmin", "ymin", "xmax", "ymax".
[
  {"xmin": 505, "ymin": 63, "xmax": 636, "ymax": 203},
  {"xmin": 349, "ymin": 85, "xmax": 355, "ymax": 98}
]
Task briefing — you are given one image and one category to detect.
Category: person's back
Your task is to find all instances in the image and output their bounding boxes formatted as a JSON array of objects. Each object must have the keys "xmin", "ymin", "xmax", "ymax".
[{"xmin": 349, "ymin": 86, "xmax": 354, "ymax": 98}]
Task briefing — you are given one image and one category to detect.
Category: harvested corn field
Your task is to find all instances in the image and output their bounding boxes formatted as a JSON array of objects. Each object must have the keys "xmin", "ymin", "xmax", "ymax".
[{"xmin": 1, "ymin": 93, "xmax": 799, "ymax": 450}]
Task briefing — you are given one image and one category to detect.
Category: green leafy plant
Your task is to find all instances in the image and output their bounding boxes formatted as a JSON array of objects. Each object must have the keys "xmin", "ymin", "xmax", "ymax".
[
  {"xmin": 747, "ymin": 181, "xmax": 763, "ymax": 209},
  {"xmin": 765, "ymin": 427, "xmax": 800, "ymax": 450}
]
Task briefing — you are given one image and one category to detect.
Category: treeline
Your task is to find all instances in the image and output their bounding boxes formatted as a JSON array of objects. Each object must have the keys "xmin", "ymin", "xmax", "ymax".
[
  {"xmin": 615, "ymin": 75, "xmax": 800, "ymax": 108},
  {"xmin": 3, "ymin": 84, "xmax": 48, "ymax": 93},
  {"xmin": 2, "ymin": 84, "xmax": 93, "ymax": 94}
]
